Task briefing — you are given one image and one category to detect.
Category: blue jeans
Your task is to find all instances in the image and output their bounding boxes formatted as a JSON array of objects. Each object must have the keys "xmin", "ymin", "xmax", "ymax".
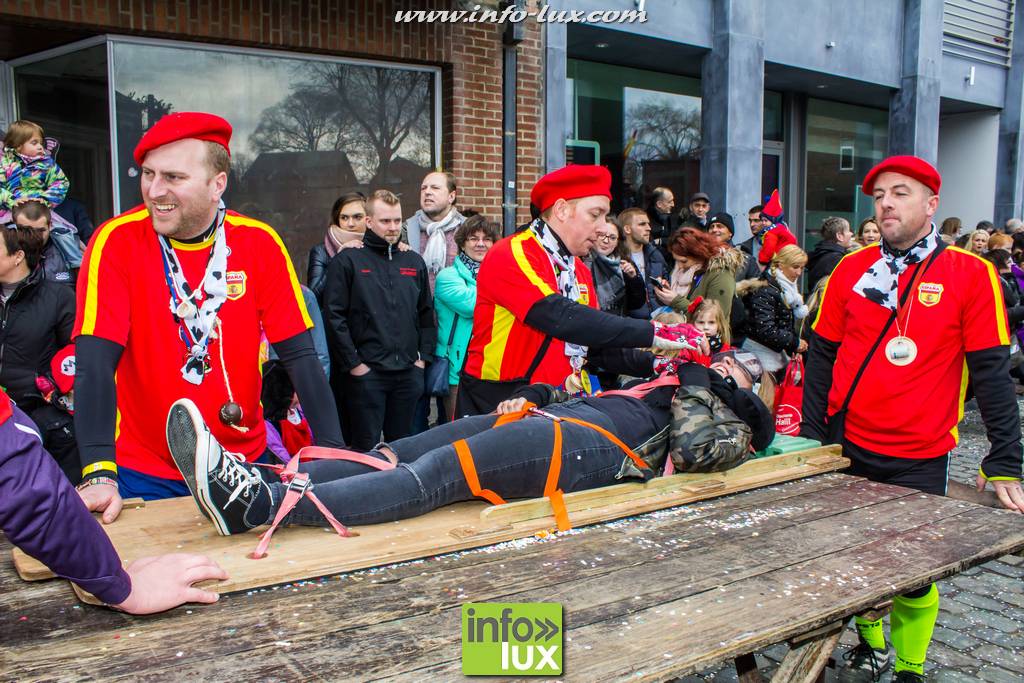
[{"xmin": 271, "ymin": 400, "xmax": 627, "ymax": 526}]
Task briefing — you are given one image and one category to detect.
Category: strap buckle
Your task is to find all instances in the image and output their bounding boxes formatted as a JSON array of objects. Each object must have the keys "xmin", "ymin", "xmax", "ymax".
[
  {"xmin": 285, "ymin": 472, "xmax": 312, "ymax": 495},
  {"xmin": 528, "ymin": 407, "xmax": 562, "ymax": 422}
]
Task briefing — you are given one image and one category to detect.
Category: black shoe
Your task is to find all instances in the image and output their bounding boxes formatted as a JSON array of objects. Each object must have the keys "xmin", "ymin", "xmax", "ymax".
[
  {"xmin": 166, "ymin": 398, "xmax": 271, "ymax": 535},
  {"xmin": 840, "ymin": 639, "xmax": 893, "ymax": 682},
  {"xmin": 892, "ymin": 671, "xmax": 925, "ymax": 682}
]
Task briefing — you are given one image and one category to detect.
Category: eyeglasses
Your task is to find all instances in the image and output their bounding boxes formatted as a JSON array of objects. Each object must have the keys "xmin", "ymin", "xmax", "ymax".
[{"xmin": 595, "ymin": 234, "xmax": 618, "ymax": 243}]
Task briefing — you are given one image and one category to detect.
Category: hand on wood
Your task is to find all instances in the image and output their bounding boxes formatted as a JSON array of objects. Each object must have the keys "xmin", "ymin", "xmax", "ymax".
[
  {"xmin": 977, "ymin": 475, "xmax": 1024, "ymax": 513},
  {"xmin": 114, "ymin": 554, "xmax": 228, "ymax": 614}
]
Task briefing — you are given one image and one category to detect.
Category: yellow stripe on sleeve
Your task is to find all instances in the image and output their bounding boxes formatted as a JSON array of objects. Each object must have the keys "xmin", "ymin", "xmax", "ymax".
[
  {"xmin": 949, "ymin": 246, "xmax": 1011, "ymax": 346},
  {"xmin": 226, "ymin": 214, "xmax": 313, "ymax": 329},
  {"xmin": 480, "ymin": 306, "xmax": 517, "ymax": 381},
  {"xmin": 80, "ymin": 208, "xmax": 148, "ymax": 336},
  {"xmin": 510, "ymin": 231, "xmax": 556, "ymax": 297}
]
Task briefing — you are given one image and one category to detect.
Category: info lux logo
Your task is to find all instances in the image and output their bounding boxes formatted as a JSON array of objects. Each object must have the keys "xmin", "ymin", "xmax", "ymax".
[{"xmin": 461, "ymin": 602, "xmax": 563, "ymax": 676}]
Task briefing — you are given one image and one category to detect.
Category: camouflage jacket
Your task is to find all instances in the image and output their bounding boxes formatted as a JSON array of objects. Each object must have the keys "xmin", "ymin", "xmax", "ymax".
[
  {"xmin": 525, "ymin": 382, "xmax": 754, "ymax": 481},
  {"xmin": 614, "ymin": 384, "xmax": 753, "ymax": 481}
]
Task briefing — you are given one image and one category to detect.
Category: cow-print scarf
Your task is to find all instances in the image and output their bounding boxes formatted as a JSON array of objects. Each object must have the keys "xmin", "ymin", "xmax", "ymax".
[
  {"xmin": 158, "ymin": 201, "xmax": 229, "ymax": 385},
  {"xmin": 530, "ymin": 218, "xmax": 587, "ymax": 371},
  {"xmin": 853, "ymin": 224, "xmax": 940, "ymax": 311}
]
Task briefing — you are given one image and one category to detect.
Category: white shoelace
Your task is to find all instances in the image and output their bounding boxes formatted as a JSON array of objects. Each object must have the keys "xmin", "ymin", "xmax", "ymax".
[{"xmin": 217, "ymin": 451, "xmax": 261, "ymax": 505}]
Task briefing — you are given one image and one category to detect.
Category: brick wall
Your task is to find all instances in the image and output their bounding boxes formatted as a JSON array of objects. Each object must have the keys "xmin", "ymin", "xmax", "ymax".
[{"xmin": 0, "ymin": 0, "xmax": 545, "ymax": 224}]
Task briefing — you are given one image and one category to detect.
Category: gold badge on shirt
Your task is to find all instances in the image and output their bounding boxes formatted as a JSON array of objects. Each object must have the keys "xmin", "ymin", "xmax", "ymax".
[
  {"xmin": 917, "ymin": 282, "xmax": 943, "ymax": 307},
  {"xmin": 226, "ymin": 271, "xmax": 247, "ymax": 300},
  {"xmin": 577, "ymin": 283, "xmax": 590, "ymax": 305}
]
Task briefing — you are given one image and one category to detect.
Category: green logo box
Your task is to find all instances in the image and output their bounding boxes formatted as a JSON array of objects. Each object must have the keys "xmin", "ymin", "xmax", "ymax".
[{"xmin": 461, "ymin": 602, "xmax": 563, "ymax": 676}]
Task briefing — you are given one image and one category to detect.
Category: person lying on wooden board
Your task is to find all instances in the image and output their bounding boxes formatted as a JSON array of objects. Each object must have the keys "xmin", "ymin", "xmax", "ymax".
[
  {"xmin": 164, "ymin": 349, "xmax": 774, "ymax": 538},
  {"xmin": 0, "ymin": 388, "xmax": 227, "ymax": 613}
]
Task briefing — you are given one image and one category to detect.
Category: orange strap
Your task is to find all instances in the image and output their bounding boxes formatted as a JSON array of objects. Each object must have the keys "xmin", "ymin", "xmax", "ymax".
[
  {"xmin": 453, "ymin": 438, "xmax": 507, "ymax": 506},
  {"xmin": 454, "ymin": 406, "xmax": 652, "ymax": 532},
  {"xmin": 544, "ymin": 420, "xmax": 571, "ymax": 531},
  {"xmin": 560, "ymin": 417, "xmax": 650, "ymax": 474}
]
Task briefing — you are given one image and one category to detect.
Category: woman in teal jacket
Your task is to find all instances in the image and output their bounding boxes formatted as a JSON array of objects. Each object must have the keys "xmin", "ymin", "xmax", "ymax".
[{"xmin": 434, "ymin": 215, "xmax": 501, "ymax": 420}]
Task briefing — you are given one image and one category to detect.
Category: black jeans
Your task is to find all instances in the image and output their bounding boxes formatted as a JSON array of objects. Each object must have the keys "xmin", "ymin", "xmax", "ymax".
[
  {"xmin": 344, "ymin": 365, "xmax": 424, "ymax": 450},
  {"xmin": 271, "ymin": 400, "xmax": 628, "ymax": 527}
]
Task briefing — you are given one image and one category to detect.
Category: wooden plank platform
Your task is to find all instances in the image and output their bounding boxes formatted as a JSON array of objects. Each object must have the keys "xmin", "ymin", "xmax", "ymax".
[
  {"xmin": 2, "ymin": 473, "xmax": 1022, "ymax": 682},
  {"xmin": 12, "ymin": 448, "xmax": 848, "ymax": 602}
]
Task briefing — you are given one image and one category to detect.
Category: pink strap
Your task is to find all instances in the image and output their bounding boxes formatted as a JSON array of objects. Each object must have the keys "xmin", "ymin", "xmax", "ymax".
[
  {"xmin": 297, "ymin": 446, "xmax": 396, "ymax": 470},
  {"xmin": 249, "ymin": 446, "xmax": 394, "ymax": 559},
  {"xmin": 599, "ymin": 373, "xmax": 680, "ymax": 400}
]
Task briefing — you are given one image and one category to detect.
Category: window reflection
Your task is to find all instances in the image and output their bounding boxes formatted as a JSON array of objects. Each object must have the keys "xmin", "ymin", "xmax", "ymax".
[
  {"xmin": 804, "ymin": 98, "xmax": 888, "ymax": 248},
  {"xmin": 111, "ymin": 42, "xmax": 437, "ymax": 279}
]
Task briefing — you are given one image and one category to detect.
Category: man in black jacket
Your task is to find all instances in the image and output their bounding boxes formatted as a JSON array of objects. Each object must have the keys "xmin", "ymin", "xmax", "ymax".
[
  {"xmin": 805, "ymin": 216, "xmax": 853, "ymax": 289},
  {"xmin": 645, "ymin": 187, "xmax": 679, "ymax": 250},
  {"xmin": 621, "ymin": 208, "xmax": 669, "ymax": 318},
  {"xmin": 322, "ymin": 189, "xmax": 436, "ymax": 449},
  {"xmin": 0, "ymin": 224, "xmax": 78, "ymax": 480}
]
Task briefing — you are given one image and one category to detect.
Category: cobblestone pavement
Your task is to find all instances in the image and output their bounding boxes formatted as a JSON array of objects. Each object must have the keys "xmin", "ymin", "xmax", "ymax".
[{"xmin": 676, "ymin": 399, "xmax": 1024, "ymax": 683}]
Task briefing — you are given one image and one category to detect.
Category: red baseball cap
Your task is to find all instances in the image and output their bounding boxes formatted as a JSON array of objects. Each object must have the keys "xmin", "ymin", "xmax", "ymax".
[
  {"xmin": 530, "ymin": 165, "xmax": 612, "ymax": 213},
  {"xmin": 50, "ymin": 345, "xmax": 76, "ymax": 395},
  {"xmin": 861, "ymin": 155, "xmax": 941, "ymax": 196},
  {"xmin": 133, "ymin": 112, "xmax": 232, "ymax": 165}
]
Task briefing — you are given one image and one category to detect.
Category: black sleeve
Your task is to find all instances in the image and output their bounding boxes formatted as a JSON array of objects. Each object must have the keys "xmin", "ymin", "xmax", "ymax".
[
  {"xmin": 1007, "ymin": 305, "xmax": 1024, "ymax": 329},
  {"xmin": 746, "ymin": 288, "xmax": 799, "ymax": 353},
  {"xmin": 307, "ymin": 246, "xmax": 329, "ymax": 302},
  {"xmin": 966, "ymin": 346, "xmax": 1023, "ymax": 479},
  {"xmin": 74, "ymin": 335, "xmax": 123, "ymax": 479},
  {"xmin": 508, "ymin": 383, "xmax": 565, "ymax": 408},
  {"xmin": 55, "ymin": 287, "xmax": 76, "ymax": 347},
  {"xmin": 523, "ymin": 294, "xmax": 654, "ymax": 349},
  {"xmin": 274, "ymin": 331, "xmax": 345, "ymax": 448},
  {"xmin": 586, "ymin": 347, "xmax": 657, "ymax": 378},
  {"xmin": 623, "ymin": 271, "xmax": 647, "ymax": 311},
  {"xmin": 320, "ymin": 255, "xmax": 362, "ymax": 372},
  {"xmin": 800, "ymin": 332, "xmax": 839, "ymax": 443},
  {"xmin": 417, "ymin": 264, "xmax": 437, "ymax": 363}
]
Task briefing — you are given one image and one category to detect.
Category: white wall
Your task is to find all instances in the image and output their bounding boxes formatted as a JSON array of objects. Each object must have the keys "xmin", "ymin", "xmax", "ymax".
[{"xmin": 936, "ymin": 111, "xmax": 1000, "ymax": 231}]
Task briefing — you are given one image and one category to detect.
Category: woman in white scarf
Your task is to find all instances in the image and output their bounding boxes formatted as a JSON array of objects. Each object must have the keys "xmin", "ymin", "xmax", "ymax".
[{"xmin": 740, "ymin": 244, "xmax": 809, "ymax": 374}]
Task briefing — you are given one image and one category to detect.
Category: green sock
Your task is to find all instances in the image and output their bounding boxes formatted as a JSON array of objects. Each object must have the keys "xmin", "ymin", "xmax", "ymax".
[
  {"xmin": 855, "ymin": 615, "xmax": 886, "ymax": 650},
  {"xmin": 891, "ymin": 584, "xmax": 939, "ymax": 675}
]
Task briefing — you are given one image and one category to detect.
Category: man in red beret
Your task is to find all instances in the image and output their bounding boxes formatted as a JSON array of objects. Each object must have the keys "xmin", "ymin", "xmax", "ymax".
[
  {"xmin": 457, "ymin": 164, "xmax": 706, "ymax": 415},
  {"xmin": 73, "ymin": 111, "xmax": 344, "ymax": 524},
  {"xmin": 802, "ymin": 154, "xmax": 1023, "ymax": 681}
]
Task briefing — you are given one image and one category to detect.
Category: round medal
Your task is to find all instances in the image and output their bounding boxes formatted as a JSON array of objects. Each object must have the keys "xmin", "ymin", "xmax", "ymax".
[
  {"xmin": 564, "ymin": 372, "xmax": 584, "ymax": 394},
  {"xmin": 885, "ymin": 335, "xmax": 918, "ymax": 366}
]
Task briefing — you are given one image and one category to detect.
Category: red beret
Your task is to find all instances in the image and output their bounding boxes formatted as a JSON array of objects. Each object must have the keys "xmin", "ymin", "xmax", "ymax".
[
  {"xmin": 861, "ymin": 155, "xmax": 940, "ymax": 196},
  {"xmin": 133, "ymin": 112, "xmax": 232, "ymax": 165},
  {"xmin": 530, "ymin": 164, "xmax": 611, "ymax": 213}
]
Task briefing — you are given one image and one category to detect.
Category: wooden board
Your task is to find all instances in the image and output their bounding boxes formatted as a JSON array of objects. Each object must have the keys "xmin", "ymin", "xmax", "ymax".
[
  {"xmin": 4, "ymin": 473, "xmax": 1024, "ymax": 683},
  {"xmin": 12, "ymin": 448, "xmax": 847, "ymax": 603}
]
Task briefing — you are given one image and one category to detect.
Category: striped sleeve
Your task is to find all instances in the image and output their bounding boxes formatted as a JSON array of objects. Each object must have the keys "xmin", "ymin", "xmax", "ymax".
[
  {"xmin": 73, "ymin": 213, "xmax": 140, "ymax": 345},
  {"xmin": 481, "ymin": 232, "xmax": 555, "ymax": 320},
  {"xmin": 962, "ymin": 251, "xmax": 1011, "ymax": 350}
]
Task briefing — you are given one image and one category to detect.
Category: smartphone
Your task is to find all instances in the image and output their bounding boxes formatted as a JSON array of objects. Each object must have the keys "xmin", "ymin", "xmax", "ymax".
[{"xmin": 649, "ymin": 276, "xmax": 666, "ymax": 288}]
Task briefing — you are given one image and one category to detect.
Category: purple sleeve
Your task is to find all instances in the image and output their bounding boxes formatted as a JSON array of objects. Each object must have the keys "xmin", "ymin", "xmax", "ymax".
[
  {"xmin": 0, "ymin": 405, "xmax": 131, "ymax": 604},
  {"xmin": 263, "ymin": 419, "xmax": 291, "ymax": 463}
]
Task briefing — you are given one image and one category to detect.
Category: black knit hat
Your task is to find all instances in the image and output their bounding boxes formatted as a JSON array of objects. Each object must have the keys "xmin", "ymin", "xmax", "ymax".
[{"xmin": 709, "ymin": 212, "xmax": 734, "ymax": 236}]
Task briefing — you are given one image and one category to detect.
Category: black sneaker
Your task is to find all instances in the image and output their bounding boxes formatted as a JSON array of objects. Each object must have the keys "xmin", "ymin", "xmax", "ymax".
[
  {"xmin": 166, "ymin": 398, "xmax": 271, "ymax": 535},
  {"xmin": 840, "ymin": 639, "xmax": 893, "ymax": 682},
  {"xmin": 892, "ymin": 671, "xmax": 925, "ymax": 682}
]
